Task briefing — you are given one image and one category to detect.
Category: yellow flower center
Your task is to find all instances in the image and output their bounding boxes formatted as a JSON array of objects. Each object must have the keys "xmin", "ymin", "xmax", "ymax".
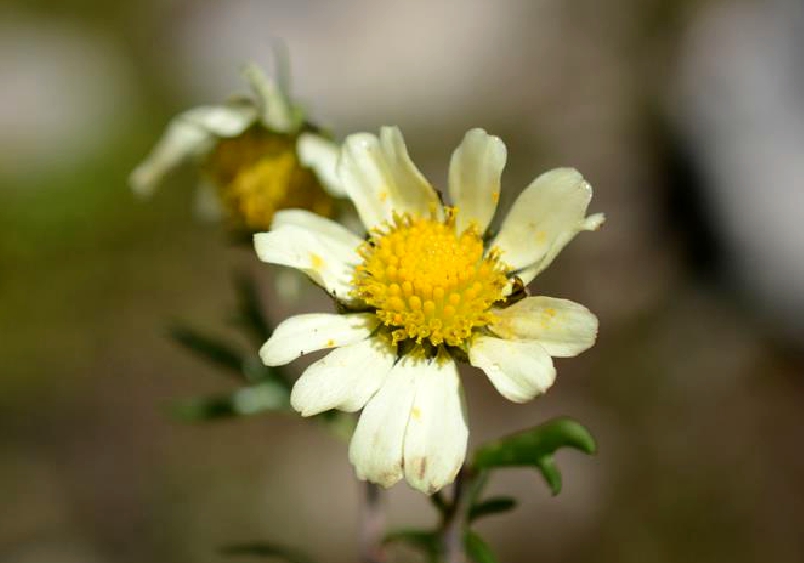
[
  {"xmin": 354, "ymin": 210, "xmax": 508, "ymax": 348},
  {"xmin": 204, "ymin": 126, "xmax": 335, "ymax": 230}
]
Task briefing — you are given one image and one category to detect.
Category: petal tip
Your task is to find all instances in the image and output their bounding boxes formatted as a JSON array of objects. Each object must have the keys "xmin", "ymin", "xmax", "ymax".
[
  {"xmin": 583, "ymin": 213, "xmax": 606, "ymax": 231},
  {"xmin": 258, "ymin": 339, "xmax": 283, "ymax": 367},
  {"xmin": 128, "ymin": 167, "xmax": 154, "ymax": 198}
]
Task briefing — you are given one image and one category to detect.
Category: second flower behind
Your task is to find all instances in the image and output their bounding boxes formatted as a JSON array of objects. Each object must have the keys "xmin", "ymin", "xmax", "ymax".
[{"xmin": 131, "ymin": 64, "xmax": 345, "ymax": 232}]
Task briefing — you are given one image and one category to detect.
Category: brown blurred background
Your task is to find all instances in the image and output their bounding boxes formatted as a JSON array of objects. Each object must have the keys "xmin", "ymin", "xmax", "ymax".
[{"xmin": 2, "ymin": 0, "xmax": 803, "ymax": 562}]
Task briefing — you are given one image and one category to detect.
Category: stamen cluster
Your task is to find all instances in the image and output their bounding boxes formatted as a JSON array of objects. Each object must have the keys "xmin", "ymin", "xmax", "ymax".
[
  {"xmin": 354, "ymin": 209, "xmax": 507, "ymax": 347},
  {"xmin": 205, "ymin": 127, "xmax": 334, "ymax": 229}
]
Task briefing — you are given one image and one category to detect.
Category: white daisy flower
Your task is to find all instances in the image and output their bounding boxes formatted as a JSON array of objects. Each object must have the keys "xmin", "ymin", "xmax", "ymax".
[
  {"xmin": 130, "ymin": 64, "xmax": 345, "ymax": 231},
  {"xmin": 255, "ymin": 127, "xmax": 604, "ymax": 494}
]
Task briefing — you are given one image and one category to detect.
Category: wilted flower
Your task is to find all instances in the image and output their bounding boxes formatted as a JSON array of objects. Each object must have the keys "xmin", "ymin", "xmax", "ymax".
[
  {"xmin": 255, "ymin": 127, "xmax": 604, "ymax": 493},
  {"xmin": 130, "ymin": 64, "xmax": 344, "ymax": 231}
]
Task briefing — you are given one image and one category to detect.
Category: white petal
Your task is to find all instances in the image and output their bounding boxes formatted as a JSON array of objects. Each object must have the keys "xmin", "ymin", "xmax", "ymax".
[
  {"xmin": 378, "ymin": 127, "xmax": 442, "ymax": 219},
  {"xmin": 492, "ymin": 168, "xmax": 596, "ymax": 273},
  {"xmin": 297, "ymin": 134, "xmax": 347, "ymax": 196},
  {"xmin": 448, "ymin": 128, "xmax": 507, "ymax": 234},
  {"xmin": 270, "ymin": 209, "xmax": 363, "ymax": 258},
  {"xmin": 349, "ymin": 355, "xmax": 419, "ymax": 488},
  {"xmin": 338, "ymin": 133, "xmax": 394, "ymax": 228},
  {"xmin": 469, "ymin": 336, "xmax": 556, "ymax": 403},
  {"xmin": 130, "ymin": 124, "xmax": 208, "ymax": 197},
  {"xmin": 253, "ymin": 225, "xmax": 359, "ymax": 302},
  {"xmin": 582, "ymin": 212, "xmax": 606, "ymax": 231},
  {"xmin": 338, "ymin": 128, "xmax": 441, "ymax": 230},
  {"xmin": 242, "ymin": 63, "xmax": 296, "ymax": 133},
  {"xmin": 490, "ymin": 297, "xmax": 598, "ymax": 357},
  {"xmin": 290, "ymin": 337, "xmax": 395, "ymax": 416},
  {"xmin": 260, "ymin": 313, "xmax": 377, "ymax": 366},
  {"xmin": 403, "ymin": 358, "xmax": 468, "ymax": 494},
  {"xmin": 517, "ymin": 212, "xmax": 606, "ymax": 286},
  {"xmin": 129, "ymin": 104, "xmax": 255, "ymax": 196},
  {"xmin": 179, "ymin": 103, "xmax": 258, "ymax": 136}
]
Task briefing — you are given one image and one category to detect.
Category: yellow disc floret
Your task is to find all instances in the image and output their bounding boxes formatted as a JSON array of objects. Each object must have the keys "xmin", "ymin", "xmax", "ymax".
[
  {"xmin": 204, "ymin": 126, "xmax": 335, "ymax": 230},
  {"xmin": 354, "ymin": 209, "xmax": 508, "ymax": 348}
]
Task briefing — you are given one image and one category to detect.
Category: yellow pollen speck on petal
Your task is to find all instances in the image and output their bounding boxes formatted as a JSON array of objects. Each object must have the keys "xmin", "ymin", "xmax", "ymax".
[
  {"xmin": 540, "ymin": 307, "xmax": 559, "ymax": 329},
  {"xmin": 352, "ymin": 208, "xmax": 508, "ymax": 348},
  {"xmin": 492, "ymin": 190, "xmax": 500, "ymax": 203},
  {"xmin": 325, "ymin": 339, "xmax": 335, "ymax": 347},
  {"xmin": 310, "ymin": 253, "xmax": 325, "ymax": 271},
  {"xmin": 379, "ymin": 190, "xmax": 389, "ymax": 202},
  {"xmin": 411, "ymin": 406, "xmax": 422, "ymax": 420}
]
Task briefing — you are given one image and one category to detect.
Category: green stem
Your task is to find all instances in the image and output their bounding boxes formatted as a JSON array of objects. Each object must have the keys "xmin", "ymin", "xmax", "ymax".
[
  {"xmin": 440, "ymin": 467, "xmax": 488, "ymax": 563},
  {"xmin": 441, "ymin": 468, "xmax": 472, "ymax": 563}
]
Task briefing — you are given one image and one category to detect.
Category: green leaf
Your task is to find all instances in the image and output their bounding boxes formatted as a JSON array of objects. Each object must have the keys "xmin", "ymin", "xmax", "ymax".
[
  {"xmin": 465, "ymin": 531, "xmax": 498, "ymax": 563},
  {"xmin": 384, "ymin": 529, "xmax": 439, "ymax": 562},
  {"xmin": 429, "ymin": 490, "xmax": 448, "ymax": 515},
  {"xmin": 233, "ymin": 273, "xmax": 272, "ymax": 344},
  {"xmin": 230, "ymin": 382, "xmax": 291, "ymax": 414},
  {"xmin": 473, "ymin": 416, "xmax": 596, "ymax": 495},
  {"xmin": 241, "ymin": 355, "xmax": 290, "ymax": 387},
  {"xmin": 170, "ymin": 326, "xmax": 244, "ymax": 377},
  {"xmin": 219, "ymin": 542, "xmax": 315, "ymax": 563},
  {"xmin": 468, "ymin": 496, "xmax": 517, "ymax": 522},
  {"xmin": 536, "ymin": 455, "xmax": 562, "ymax": 495},
  {"xmin": 171, "ymin": 394, "xmax": 238, "ymax": 421},
  {"xmin": 171, "ymin": 381, "xmax": 290, "ymax": 422}
]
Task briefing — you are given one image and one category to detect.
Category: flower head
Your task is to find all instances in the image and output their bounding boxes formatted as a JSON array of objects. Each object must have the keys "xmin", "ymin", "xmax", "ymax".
[
  {"xmin": 130, "ymin": 64, "xmax": 345, "ymax": 231},
  {"xmin": 255, "ymin": 127, "xmax": 604, "ymax": 493}
]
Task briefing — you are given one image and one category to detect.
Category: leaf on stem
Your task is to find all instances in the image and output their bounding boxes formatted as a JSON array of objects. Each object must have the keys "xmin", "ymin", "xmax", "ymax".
[
  {"xmin": 429, "ymin": 490, "xmax": 449, "ymax": 515},
  {"xmin": 233, "ymin": 273, "xmax": 273, "ymax": 344},
  {"xmin": 171, "ymin": 381, "xmax": 290, "ymax": 422},
  {"xmin": 465, "ymin": 531, "xmax": 498, "ymax": 563},
  {"xmin": 241, "ymin": 355, "xmax": 290, "ymax": 386},
  {"xmin": 220, "ymin": 542, "xmax": 316, "ymax": 563},
  {"xmin": 384, "ymin": 529, "xmax": 440, "ymax": 562},
  {"xmin": 468, "ymin": 496, "xmax": 517, "ymax": 523},
  {"xmin": 170, "ymin": 325, "xmax": 245, "ymax": 377},
  {"xmin": 473, "ymin": 416, "xmax": 596, "ymax": 495}
]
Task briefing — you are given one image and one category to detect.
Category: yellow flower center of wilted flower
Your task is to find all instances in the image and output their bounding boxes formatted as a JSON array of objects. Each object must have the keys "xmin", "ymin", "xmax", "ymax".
[
  {"xmin": 354, "ymin": 209, "xmax": 508, "ymax": 348},
  {"xmin": 205, "ymin": 127, "xmax": 334, "ymax": 230}
]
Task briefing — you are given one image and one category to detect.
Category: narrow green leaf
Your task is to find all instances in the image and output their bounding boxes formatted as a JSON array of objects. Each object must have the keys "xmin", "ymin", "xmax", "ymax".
[
  {"xmin": 468, "ymin": 496, "xmax": 517, "ymax": 522},
  {"xmin": 230, "ymin": 382, "xmax": 291, "ymax": 414},
  {"xmin": 170, "ymin": 326, "xmax": 244, "ymax": 376},
  {"xmin": 466, "ymin": 469, "xmax": 490, "ymax": 506},
  {"xmin": 429, "ymin": 490, "xmax": 448, "ymax": 514},
  {"xmin": 536, "ymin": 455, "xmax": 562, "ymax": 495},
  {"xmin": 384, "ymin": 529, "xmax": 439, "ymax": 560},
  {"xmin": 171, "ymin": 394, "xmax": 237, "ymax": 421},
  {"xmin": 465, "ymin": 531, "xmax": 498, "ymax": 563},
  {"xmin": 473, "ymin": 417, "xmax": 596, "ymax": 495},
  {"xmin": 242, "ymin": 355, "xmax": 289, "ymax": 387},
  {"xmin": 171, "ymin": 381, "xmax": 290, "ymax": 422},
  {"xmin": 220, "ymin": 542, "xmax": 315, "ymax": 563},
  {"xmin": 234, "ymin": 273, "xmax": 272, "ymax": 344}
]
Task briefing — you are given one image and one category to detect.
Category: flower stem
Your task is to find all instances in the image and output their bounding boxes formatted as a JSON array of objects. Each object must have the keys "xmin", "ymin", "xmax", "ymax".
[
  {"xmin": 442, "ymin": 468, "xmax": 472, "ymax": 563},
  {"xmin": 359, "ymin": 482, "xmax": 386, "ymax": 563}
]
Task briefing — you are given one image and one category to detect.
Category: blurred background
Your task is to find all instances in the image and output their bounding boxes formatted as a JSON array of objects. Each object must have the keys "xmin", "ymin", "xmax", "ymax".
[{"xmin": 2, "ymin": 0, "xmax": 803, "ymax": 562}]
